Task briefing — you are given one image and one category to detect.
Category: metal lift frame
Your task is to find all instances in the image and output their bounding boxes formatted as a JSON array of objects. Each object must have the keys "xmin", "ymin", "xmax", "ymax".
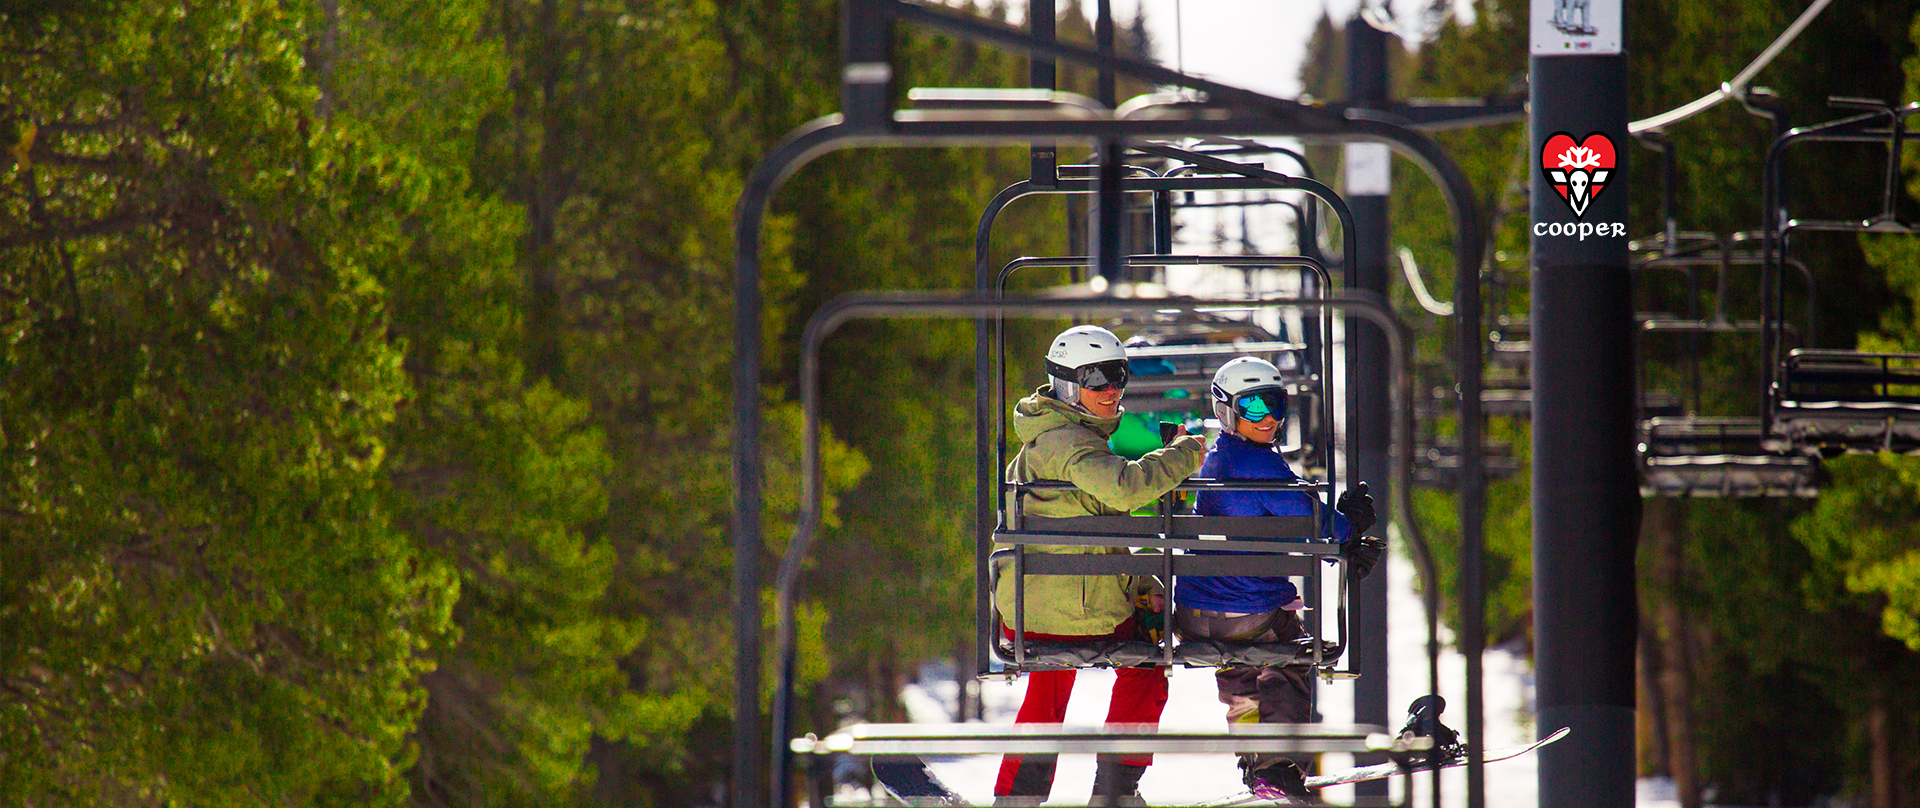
[
  {"xmin": 730, "ymin": 2, "xmax": 1491, "ymax": 804},
  {"xmin": 971, "ymin": 157, "xmax": 1354, "ymax": 687},
  {"xmin": 1759, "ymin": 100, "xmax": 1920, "ymax": 449},
  {"xmin": 1617, "ymin": 127, "xmax": 1824, "ymax": 497},
  {"xmin": 777, "ymin": 292, "xmax": 1414, "ymax": 807},
  {"xmin": 970, "ymin": 152, "xmax": 1346, "ymax": 472},
  {"xmin": 1632, "ymin": 243, "xmax": 1820, "ymax": 498},
  {"xmin": 965, "ymin": 141, "xmax": 1465, "ymax": 706}
]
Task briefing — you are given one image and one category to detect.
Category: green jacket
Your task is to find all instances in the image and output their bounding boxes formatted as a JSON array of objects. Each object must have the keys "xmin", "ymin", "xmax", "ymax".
[{"xmin": 995, "ymin": 385, "xmax": 1207, "ymax": 635}]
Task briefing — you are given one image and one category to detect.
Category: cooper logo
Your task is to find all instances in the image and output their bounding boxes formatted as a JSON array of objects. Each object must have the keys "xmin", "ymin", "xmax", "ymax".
[{"xmin": 1541, "ymin": 131, "xmax": 1615, "ymax": 219}]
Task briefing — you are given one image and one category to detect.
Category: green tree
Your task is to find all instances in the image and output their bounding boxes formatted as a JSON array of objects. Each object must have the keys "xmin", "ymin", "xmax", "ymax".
[
  {"xmin": 454, "ymin": 0, "xmax": 873, "ymax": 802},
  {"xmin": 314, "ymin": 0, "xmax": 687, "ymax": 803},
  {"xmin": 1, "ymin": 1, "xmax": 450, "ymax": 802}
]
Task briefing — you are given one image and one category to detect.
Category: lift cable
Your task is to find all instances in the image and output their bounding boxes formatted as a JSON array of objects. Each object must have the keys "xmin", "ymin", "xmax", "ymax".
[{"xmin": 1629, "ymin": 0, "xmax": 1833, "ymax": 133}]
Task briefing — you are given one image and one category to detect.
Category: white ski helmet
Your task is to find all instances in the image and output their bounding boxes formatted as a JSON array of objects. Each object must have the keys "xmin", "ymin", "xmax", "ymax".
[
  {"xmin": 1045, "ymin": 325, "xmax": 1128, "ymax": 406},
  {"xmin": 1210, "ymin": 356, "xmax": 1288, "ymax": 430}
]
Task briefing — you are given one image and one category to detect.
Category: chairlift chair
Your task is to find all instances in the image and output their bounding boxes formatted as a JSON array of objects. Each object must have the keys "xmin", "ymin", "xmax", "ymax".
[
  {"xmin": 740, "ymin": 3, "xmax": 1489, "ymax": 805},
  {"xmin": 1760, "ymin": 99, "xmax": 1920, "ymax": 455},
  {"xmin": 1629, "ymin": 212, "xmax": 1821, "ymax": 497}
]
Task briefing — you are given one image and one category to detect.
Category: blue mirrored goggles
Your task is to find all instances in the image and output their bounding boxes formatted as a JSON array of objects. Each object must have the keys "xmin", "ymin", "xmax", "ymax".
[
  {"xmin": 1232, "ymin": 388, "xmax": 1287, "ymax": 422},
  {"xmin": 1048, "ymin": 358, "xmax": 1130, "ymax": 392}
]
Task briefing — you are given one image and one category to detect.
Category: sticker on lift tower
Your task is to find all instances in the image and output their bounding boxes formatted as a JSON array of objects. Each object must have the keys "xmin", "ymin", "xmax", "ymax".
[
  {"xmin": 1537, "ymin": 131, "xmax": 1624, "ymax": 241},
  {"xmin": 1530, "ymin": 0, "xmax": 1621, "ymax": 55}
]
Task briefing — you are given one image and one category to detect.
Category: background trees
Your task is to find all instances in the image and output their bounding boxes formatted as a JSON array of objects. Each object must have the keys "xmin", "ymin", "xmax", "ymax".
[
  {"xmin": 2, "ymin": 2, "xmax": 454, "ymax": 802},
  {"xmin": 2, "ymin": 0, "xmax": 1037, "ymax": 804}
]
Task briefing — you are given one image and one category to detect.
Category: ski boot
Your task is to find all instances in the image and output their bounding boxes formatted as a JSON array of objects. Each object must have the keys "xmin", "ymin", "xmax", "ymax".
[
  {"xmin": 1088, "ymin": 760, "xmax": 1149, "ymax": 806},
  {"xmin": 1389, "ymin": 695, "xmax": 1464, "ymax": 770},
  {"xmin": 1241, "ymin": 757, "xmax": 1312, "ymax": 803}
]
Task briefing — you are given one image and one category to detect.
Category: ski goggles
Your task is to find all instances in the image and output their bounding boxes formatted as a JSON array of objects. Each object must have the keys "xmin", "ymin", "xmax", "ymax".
[
  {"xmin": 1232, "ymin": 388, "xmax": 1287, "ymax": 422},
  {"xmin": 1046, "ymin": 358, "xmax": 1130, "ymax": 391}
]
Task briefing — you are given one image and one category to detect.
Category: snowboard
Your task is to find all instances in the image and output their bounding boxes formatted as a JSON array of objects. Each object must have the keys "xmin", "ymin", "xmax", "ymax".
[
  {"xmin": 1195, "ymin": 727, "xmax": 1572, "ymax": 806},
  {"xmin": 871, "ymin": 756, "xmax": 969, "ymax": 807}
]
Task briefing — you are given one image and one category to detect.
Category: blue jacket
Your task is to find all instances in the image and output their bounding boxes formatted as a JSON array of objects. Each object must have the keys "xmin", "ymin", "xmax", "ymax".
[{"xmin": 1173, "ymin": 433, "xmax": 1352, "ymax": 614}]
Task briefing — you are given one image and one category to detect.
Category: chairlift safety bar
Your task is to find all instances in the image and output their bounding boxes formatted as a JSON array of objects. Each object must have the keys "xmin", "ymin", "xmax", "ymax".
[{"xmin": 791, "ymin": 722, "xmax": 1396, "ymax": 757}]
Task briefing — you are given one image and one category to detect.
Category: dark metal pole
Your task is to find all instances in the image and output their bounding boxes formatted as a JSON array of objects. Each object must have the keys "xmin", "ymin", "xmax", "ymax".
[
  {"xmin": 1343, "ymin": 15, "xmax": 1395, "ymax": 803},
  {"xmin": 1152, "ymin": 189, "xmax": 1174, "ymax": 256},
  {"xmin": 1094, "ymin": 140, "xmax": 1126, "ymax": 282},
  {"xmin": 1092, "ymin": 1, "xmax": 1121, "ymax": 282},
  {"xmin": 1530, "ymin": 7, "xmax": 1638, "ymax": 806},
  {"xmin": 1094, "ymin": 0, "xmax": 1116, "ymax": 107},
  {"xmin": 1029, "ymin": 0, "xmax": 1056, "ymax": 187},
  {"xmin": 731, "ymin": 183, "xmax": 767, "ymax": 808}
]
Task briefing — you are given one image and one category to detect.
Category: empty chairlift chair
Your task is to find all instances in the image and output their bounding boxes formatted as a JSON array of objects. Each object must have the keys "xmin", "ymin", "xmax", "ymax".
[
  {"xmin": 1762, "ymin": 98, "xmax": 1920, "ymax": 456},
  {"xmin": 1631, "ymin": 233, "xmax": 1821, "ymax": 497}
]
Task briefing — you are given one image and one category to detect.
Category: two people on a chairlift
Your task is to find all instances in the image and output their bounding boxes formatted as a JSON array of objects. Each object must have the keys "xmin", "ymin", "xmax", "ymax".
[{"xmin": 993, "ymin": 325, "xmax": 1381, "ymax": 805}]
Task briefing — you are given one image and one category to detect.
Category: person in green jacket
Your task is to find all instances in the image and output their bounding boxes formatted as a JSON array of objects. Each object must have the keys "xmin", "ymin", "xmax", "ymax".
[{"xmin": 993, "ymin": 325, "xmax": 1207, "ymax": 805}]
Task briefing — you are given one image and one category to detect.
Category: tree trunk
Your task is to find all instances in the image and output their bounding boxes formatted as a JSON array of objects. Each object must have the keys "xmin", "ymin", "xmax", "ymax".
[
  {"xmin": 312, "ymin": 0, "xmax": 338, "ymax": 120},
  {"xmin": 956, "ymin": 633, "xmax": 978, "ymax": 722},
  {"xmin": 867, "ymin": 646, "xmax": 908, "ymax": 725},
  {"xmin": 1644, "ymin": 497, "xmax": 1700, "ymax": 808},
  {"xmin": 1869, "ymin": 686, "xmax": 1894, "ymax": 808},
  {"xmin": 511, "ymin": 0, "xmax": 577, "ymax": 384},
  {"xmin": 1637, "ymin": 613, "xmax": 1669, "ymax": 777}
]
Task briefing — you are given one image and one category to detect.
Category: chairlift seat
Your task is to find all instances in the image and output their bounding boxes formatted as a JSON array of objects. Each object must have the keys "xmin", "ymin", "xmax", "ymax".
[
  {"xmin": 1781, "ymin": 350, "xmax": 1920, "ymax": 398},
  {"xmin": 988, "ymin": 505, "xmax": 1347, "ymax": 672},
  {"xmin": 995, "ymin": 635, "xmax": 1341, "ymax": 671},
  {"xmin": 1414, "ymin": 440, "xmax": 1520, "ymax": 487},
  {"xmin": 1640, "ymin": 416, "xmax": 1820, "ymax": 497},
  {"xmin": 1774, "ymin": 350, "xmax": 1920, "ymax": 453}
]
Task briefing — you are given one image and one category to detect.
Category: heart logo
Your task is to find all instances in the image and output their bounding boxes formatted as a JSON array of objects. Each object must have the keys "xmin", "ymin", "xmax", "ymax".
[{"xmin": 1540, "ymin": 132, "xmax": 1616, "ymax": 219}]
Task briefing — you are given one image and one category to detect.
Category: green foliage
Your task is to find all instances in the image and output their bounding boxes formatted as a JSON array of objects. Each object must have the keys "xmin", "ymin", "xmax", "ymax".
[
  {"xmin": 1410, "ymin": 419, "xmax": 1534, "ymax": 644},
  {"xmin": 777, "ymin": 15, "xmax": 1069, "ymax": 730},
  {"xmin": 1, "ymin": 0, "xmax": 681, "ymax": 802},
  {"xmin": 1793, "ymin": 455, "xmax": 1920, "ymax": 650},
  {"xmin": 1, "ymin": 1, "xmax": 449, "ymax": 802}
]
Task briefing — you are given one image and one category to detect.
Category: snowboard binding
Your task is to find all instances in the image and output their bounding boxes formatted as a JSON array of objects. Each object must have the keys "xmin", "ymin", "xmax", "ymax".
[
  {"xmin": 1388, "ymin": 695, "xmax": 1464, "ymax": 770},
  {"xmin": 1240, "ymin": 758, "xmax": 1312, "ymax": 803}
]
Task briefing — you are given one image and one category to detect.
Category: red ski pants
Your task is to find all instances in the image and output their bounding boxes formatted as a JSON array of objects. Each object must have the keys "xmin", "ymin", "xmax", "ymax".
[{"xmin": 994, "ymin": 616, "xmax": 1169, "ymax": 796}]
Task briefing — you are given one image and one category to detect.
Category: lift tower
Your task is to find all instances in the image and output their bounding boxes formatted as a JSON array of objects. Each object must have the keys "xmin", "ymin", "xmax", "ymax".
[{"xmin": 1529, "ymin": 0, "xmax": 1638, "ymax": 806}]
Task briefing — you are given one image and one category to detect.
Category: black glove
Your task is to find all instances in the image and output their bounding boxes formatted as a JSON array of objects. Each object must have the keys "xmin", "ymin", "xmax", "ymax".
[
  {"xmin": 1343, "ymin": 534, "xmax": 1386, "ymax": 582},
  {"xmin": 1336, "ymin": 481, "xmax": 1376, "ymax": 536},
  {"xmin": 1336, "ymin": 482, "xmax": 1382, "ymax": 581}
]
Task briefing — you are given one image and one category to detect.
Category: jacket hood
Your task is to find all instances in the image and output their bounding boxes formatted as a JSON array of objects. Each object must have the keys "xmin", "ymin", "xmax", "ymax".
[{"xmin": 1014, "ymin": 385, "xmax": 1122, "ymax": 442}]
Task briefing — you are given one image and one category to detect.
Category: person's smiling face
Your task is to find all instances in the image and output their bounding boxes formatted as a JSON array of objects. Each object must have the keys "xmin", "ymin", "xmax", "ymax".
[
  {"xmin": 1081, "ymin": 385, "xmax": 1123, "ymax": 418},
  {"xmin": 1233, "ymin": 406, "xmax": 1278, "ymax": 444}
]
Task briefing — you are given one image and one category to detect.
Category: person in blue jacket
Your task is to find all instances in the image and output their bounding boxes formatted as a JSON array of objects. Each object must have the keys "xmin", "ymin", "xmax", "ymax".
[{"xmin": 1173, "ymin": 356, "xmax": 1384, "ymax": 801}]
